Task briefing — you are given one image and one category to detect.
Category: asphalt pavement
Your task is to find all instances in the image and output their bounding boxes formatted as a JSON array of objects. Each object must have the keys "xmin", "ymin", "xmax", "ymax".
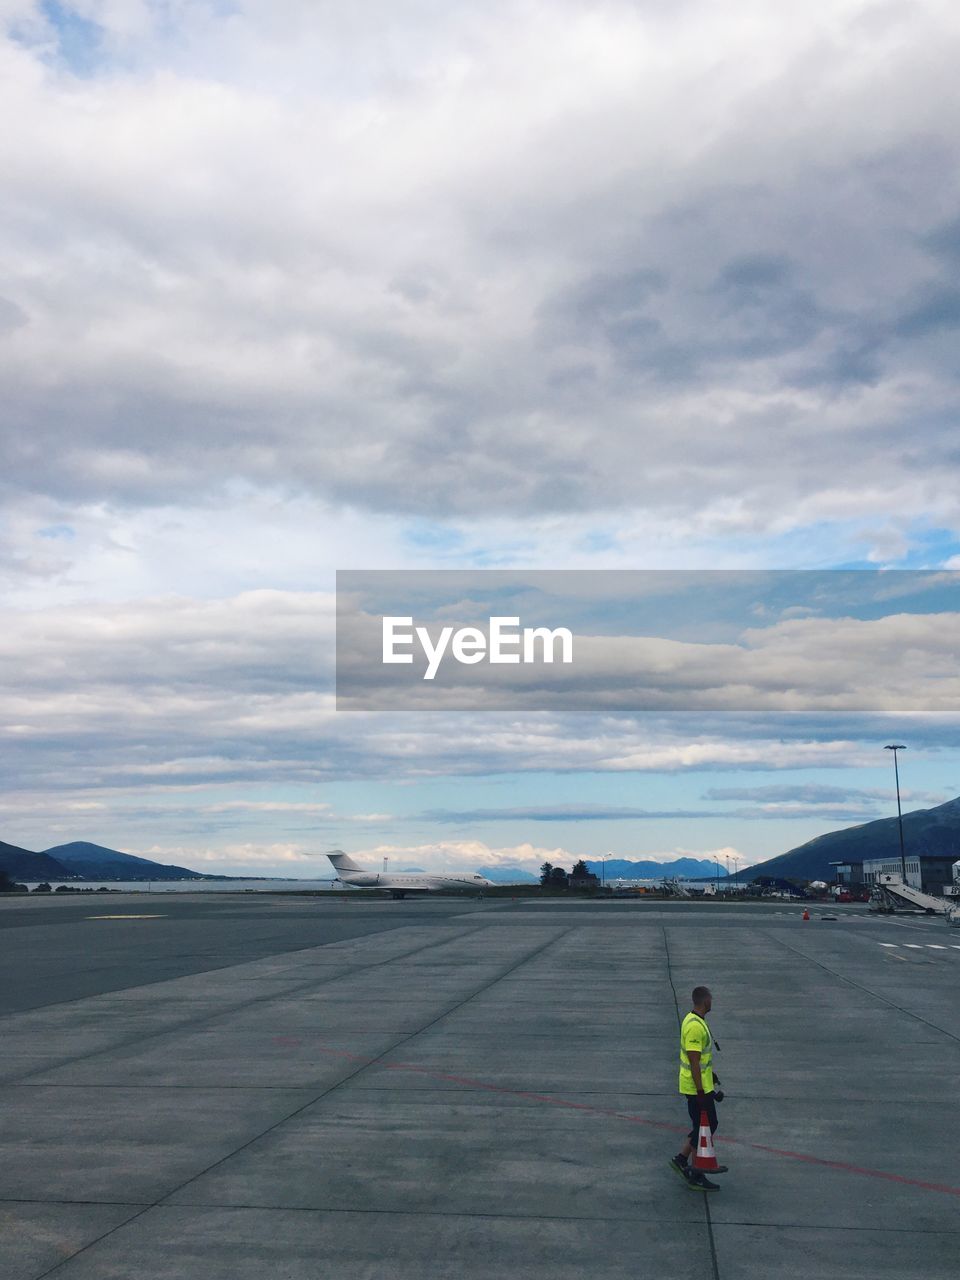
[{"xmin": 3, "ymin": 893, "xmax": 959, "ymax": 1279}]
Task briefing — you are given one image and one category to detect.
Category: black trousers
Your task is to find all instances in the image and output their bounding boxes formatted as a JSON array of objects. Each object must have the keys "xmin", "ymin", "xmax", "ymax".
[{"xmin": 686, "ymin": 1091, "xmax": 718, "ymax": 1144}]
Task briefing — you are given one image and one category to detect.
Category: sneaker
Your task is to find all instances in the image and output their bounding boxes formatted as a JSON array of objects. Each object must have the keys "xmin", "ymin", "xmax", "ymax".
[
  {"xmin": 669, "ymin": 1156, "xmax": 691, "ymax": 1182},
  {"xmin": 686, "ymin": 1172, "xmax": 720, "ymax": 1192},
  {"xmin": 712, "ymin": 1164, "xmax": 730, "ymax": 1174}
]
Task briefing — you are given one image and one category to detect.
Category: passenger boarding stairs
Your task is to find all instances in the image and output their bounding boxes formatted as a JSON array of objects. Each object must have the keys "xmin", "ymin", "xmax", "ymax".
[
  {"xmin": 871, "ymin": 871, "xmax": 953, "ymax": 918},
  {"xmin": 660, "ymin": 877, "xmax": 692, "ymax": 898}
]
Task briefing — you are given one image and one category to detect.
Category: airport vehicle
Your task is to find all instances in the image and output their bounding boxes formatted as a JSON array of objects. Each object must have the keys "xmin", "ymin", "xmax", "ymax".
[{"xmin": 326, "ymin": 851, "xmax": 495, "ymax": 899}]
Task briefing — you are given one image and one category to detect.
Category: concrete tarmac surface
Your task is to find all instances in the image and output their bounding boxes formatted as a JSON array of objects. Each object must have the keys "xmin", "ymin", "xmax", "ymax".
[{"xmin": 3, "ymin": 892, "xmax": 959, "ymax": 1279}]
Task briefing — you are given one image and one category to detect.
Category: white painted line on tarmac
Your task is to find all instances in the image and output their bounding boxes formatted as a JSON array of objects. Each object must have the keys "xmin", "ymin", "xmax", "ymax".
[
  {"xmin": 902, "ymin": 943, "xmax": 923, "ymax": 948},
  {"xmin": 85, "ymin": 911, "xmax": 166, "ymax": 921},
  {"xmin": 926, "ymin": 944, "xmax": 947, "ymax": 949},
  {"xmin": 878, "ymin": 943, "xmax": 899, "ymax": 947}
]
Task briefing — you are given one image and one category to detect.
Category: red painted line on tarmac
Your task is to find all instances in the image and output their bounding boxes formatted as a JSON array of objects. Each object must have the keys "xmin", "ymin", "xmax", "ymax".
[
  {"xmin": 716, "ymin": 1137, "xmax": 960, "ymax": 1198},
  {"xmin": 301, "ymin": 1041, "xmax": 960, "ymax": 1200}
]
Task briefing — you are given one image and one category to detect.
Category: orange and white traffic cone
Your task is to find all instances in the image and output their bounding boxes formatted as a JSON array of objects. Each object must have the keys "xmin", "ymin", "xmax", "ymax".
[
  {"xmin": 692, "ymin": 1109, "xmax": 720, "ymax": 1172},
  {"xmin": 802, "ymin": 909, "xmax": 810, "ymax": 921}
]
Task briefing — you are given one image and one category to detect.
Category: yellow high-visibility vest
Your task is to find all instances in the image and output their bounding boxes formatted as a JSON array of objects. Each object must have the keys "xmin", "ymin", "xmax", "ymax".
[{"xmin": 678, "ymin": 1011, "xmax": 714, "ymax": 1095}]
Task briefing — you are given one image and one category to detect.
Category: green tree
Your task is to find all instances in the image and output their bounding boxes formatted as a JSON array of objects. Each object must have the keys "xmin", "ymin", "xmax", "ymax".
[
  {"xmin": 549, "ymin": 866, "xmax": 569, "ymax": 888},
  {"xmin": 571, "ymin": 859, "xmax": 589, "ymax": 878},
  {"xmin": 539, "ymin": 862, "xmax": 554, "ymax": 886}
]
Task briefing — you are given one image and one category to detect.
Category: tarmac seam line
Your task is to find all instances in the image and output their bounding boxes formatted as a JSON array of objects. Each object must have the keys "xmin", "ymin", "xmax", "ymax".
[
  {"xmin": 0, "ymin": 923, "xmax": 494, "ymax": 1087},
  {"xmin": 0, "ymin": 914, "xmax": 478, "ymax": 1015},
  {"xmin": 15, "ymin": 926, "xmax": 574, "ymax": 1278},
  {"xmin": 707, "ymin": 1219, "xmax": 960, "ymax": 1234},
  {"xmin": 761, "ymin": 930, "xmax": 960, "ymax": 1045},
  {"xmin": 300, "ymin": 1040, "xmax": 960, "ymax": 1203},
  {"xmin": 154, "ymin": 1202, "xmax": 695, "ymax": 1223},
  {"xmin": 150, "ymin": 926, "xmax": 576, "ymax": 1209},
  {"xmin": 29, "ymin": 1204, "xmax": 156, "ymax": 1280},
  {"xmin": 0, "ymin": 1197, "xmax": 149, "ymax": 1207}
]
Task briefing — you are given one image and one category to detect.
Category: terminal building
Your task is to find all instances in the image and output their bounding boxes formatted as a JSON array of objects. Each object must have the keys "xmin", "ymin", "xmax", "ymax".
[{"xmin": 833, "ymin": 855, "xmax": 957, "ymax": 897}]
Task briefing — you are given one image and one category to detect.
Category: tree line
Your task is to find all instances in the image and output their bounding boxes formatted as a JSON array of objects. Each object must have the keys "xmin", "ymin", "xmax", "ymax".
[{"xmin": 539, "ymin": 859, "xmax": 594, "ymax": 887}]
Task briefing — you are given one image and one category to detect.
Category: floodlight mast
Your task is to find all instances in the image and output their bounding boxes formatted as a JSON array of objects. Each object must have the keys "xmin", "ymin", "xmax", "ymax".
[{"xmin": 884, "ymin": 745, "xmax": 907, "ymax": 884}]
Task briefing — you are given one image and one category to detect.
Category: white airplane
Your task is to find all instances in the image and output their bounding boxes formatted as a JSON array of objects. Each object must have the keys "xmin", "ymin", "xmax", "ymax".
[{"xmin": 326, "ymin": 851, "xmax": 495, "ymax": 899}]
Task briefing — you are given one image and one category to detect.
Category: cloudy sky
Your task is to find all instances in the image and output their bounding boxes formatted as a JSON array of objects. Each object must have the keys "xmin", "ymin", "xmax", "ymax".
[{"xmin": 2, "ymin": 1, "xmax": 960, "ymax": 877}]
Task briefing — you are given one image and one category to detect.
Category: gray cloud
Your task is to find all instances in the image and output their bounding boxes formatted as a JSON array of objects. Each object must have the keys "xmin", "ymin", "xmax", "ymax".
[
  {"xmin": 417, "ymin": 800, "xmax": 897, "ymax": 824},
  {"xmin": 921, "ymin": 214, "xmax": 960, "ymax": 264},
  {"xmin": 0, "ymin": 2, "xmax": 958, "ymax": 532},
  {"xmin": 701, "ymin": 783, "xmax": 944, "ymax": 805},
  {"xmin": 420, "ymin": 805, "xmax": 721, "ymax": 823},
  {"xmin": 894, "ymin": 286, "xmax": 960, "ymax": 339}
]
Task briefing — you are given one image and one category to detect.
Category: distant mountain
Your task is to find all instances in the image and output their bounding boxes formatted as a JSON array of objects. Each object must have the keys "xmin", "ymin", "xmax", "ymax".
[
  {"xmin": 742, "ymin": 796, "xmax": 960, "ymax": 883},
  {"xmin": 585, "ymin": 857, "xmax": 728, "ymax": 880},
  {"xmin": 42, "ymin": 842, "xmax": 204, "ymax": 881},
  {"xmin": 0, "ymin": 840, "xmax": 70, "ymax": 881},
  {"xmin": 477, "ymin": 865, "xmax": 540, "ymax": 884}
]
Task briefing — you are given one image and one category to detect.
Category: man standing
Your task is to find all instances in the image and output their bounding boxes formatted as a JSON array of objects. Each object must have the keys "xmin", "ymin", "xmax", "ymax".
[{"xmin": 670, "ymin": 985, "xmax": 727, "ymax": 1191}]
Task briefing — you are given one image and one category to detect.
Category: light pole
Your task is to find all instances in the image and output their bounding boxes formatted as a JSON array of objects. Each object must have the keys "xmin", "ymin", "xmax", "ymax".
[
  {"xmin": 714, "ymin": 855, "xmax": 720, "ymax": 893},
  {"xmin": 884, "ymin": 744, "xmax": 907, "ymax": 884}
]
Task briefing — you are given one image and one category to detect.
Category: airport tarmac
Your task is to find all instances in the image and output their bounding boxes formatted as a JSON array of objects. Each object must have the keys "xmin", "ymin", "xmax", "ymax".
[{"xmin": 3, "ymin": 892, "xmax": 959, "ymax": 1279}]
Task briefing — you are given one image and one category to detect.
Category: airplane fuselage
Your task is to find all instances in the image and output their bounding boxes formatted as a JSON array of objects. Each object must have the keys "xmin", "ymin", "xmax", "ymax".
[
  {"xmin": 326, "ymin": 852, "xmax": 494, "ymax": 897},
  {"xmin": 336, "ymin": 871, "xmax": 490, "ymax": 892}
]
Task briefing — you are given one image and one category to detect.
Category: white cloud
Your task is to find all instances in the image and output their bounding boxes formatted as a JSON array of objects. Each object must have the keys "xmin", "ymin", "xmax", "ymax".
[
  {"xmin": 168, "ymin": 842, "xmax": 322, "ymax": 868},
  {"xmin": 199, "ymin": 801, "xmax": 333, "ymax": 814}
]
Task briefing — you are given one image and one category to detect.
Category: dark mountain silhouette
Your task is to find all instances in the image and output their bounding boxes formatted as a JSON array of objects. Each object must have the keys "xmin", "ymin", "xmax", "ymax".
[
  {"xmin": 0, "ymin": 840, "xmax": 70, "ymax": 880},
  {"xmin": 42, "ymin": 842, "xmax": 204, "ymax": 880},
  {"xmin": 740, "ymin": 796, "xmax": 960, "ymax": 883}
]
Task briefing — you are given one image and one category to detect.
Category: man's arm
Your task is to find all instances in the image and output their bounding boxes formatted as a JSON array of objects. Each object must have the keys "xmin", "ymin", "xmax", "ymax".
[{"xmin": 687, "ymin": 1048, "xmax": 705, "ymax": 1096}]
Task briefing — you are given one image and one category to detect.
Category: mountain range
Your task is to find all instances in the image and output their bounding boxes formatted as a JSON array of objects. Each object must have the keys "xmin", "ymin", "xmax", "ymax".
[
  {"xmin": 738, "ymin": 795, "xmax": 960, "ymax": 883},
  {"xmin": 6, "ymin": 797, "xmax": 959, "ymax": 889},
  {"xmin": 584, "ymin": 856, "xmax": 729, "ymax": 880},
  {"xmin": 0, "ymin": 840, "xmax": 206, "ymax": 882},
  {"xmin": 0, "ymin": 841, "xmax": 73, "ymax": 881},
  {"xmin": 477, "ymin": 865, "xmax": 540, "ymax": 883}
]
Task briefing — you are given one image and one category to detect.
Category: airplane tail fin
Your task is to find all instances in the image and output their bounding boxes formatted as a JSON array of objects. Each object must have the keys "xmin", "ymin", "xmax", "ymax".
[{"xmin": 327, "ymin": 850, "xmax": 364, "ymax": 874}]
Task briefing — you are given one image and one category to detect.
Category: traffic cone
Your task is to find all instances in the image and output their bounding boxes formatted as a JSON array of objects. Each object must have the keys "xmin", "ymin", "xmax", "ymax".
[
  {"xmin": 802, "ymin": 909, "xmax": 810, "ymax": 921},
  {"xmin": 692, "ymin": 1109, "xmax": 720, "ymax": 1172}
]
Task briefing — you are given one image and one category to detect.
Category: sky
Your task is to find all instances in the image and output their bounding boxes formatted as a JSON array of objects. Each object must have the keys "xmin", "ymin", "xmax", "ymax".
[{"xmin": 2, "ymin": 1, "xmax": 960, "ymax": 878}]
